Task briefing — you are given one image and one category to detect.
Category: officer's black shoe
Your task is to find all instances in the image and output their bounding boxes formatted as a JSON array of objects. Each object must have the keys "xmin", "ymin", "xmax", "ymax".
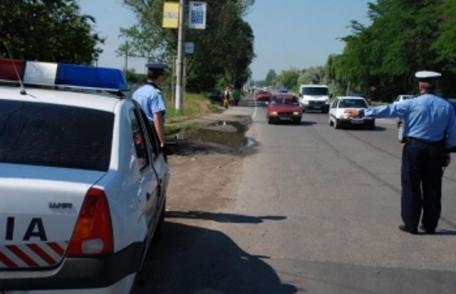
[
  {"xmin": 398, "ymin": 225, "xmax": 418, "ymax": 234},
  {"xmin": 419, "ymin": 225, "xmax": 436, "ymax": 234}
]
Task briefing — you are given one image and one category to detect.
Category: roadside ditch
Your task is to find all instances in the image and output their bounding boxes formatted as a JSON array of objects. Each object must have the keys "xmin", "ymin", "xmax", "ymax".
[{"xmin": 166, "ymin": 114, "xmax": 255, "ymax": 156}]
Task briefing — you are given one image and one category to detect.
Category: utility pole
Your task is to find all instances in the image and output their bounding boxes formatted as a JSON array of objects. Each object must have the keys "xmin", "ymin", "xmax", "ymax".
[
  {"xmin": 175, "ymin": 0, "xmax": 185, "ymax": 112},
  {"xmin": 124, "ymin": 41, "xmax": 129, "ymax": 74}
]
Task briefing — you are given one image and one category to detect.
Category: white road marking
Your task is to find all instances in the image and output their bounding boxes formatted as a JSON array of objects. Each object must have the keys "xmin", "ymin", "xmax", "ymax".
[{"xmin": 252, "ymin": 99, "xmax": 258, "ymax": 120}]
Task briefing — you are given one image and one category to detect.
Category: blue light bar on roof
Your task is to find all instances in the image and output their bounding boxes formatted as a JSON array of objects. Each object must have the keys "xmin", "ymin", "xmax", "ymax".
[
  {"xmin": 56, "ymin": 64, "xmax": 128, "ymax": 92},
  {"xmin": 0, "ymin": 58, "xmax": 129, "ymax": 93}
]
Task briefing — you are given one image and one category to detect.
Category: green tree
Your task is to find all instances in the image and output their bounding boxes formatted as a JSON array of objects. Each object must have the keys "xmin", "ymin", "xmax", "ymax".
[
  {"xmin": 328, "ymin": 0, "xmax": 456, "ymax": 99},
  {"xmin": 298, "ymin": 67, "xmax": 326, "ymax": 85},
  {"xmin": 122, "ymin": 0, "xmax": 255, "ymax": 92},
  {"xmin": 276, "ymin": 69, "xmax": 300, "ymax": 91},
  {"xmin": 0, "ymin": 0, "xmax": 103, "ymax": 64},
  {"xmin": 264, "ymin": 69, "xmax": 277, "ymax": 86}
]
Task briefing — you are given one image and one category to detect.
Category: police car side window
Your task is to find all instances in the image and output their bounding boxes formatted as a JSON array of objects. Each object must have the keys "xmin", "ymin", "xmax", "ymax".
[
  {"xmin": 138, "ymin": 108, "xmax": 160, "ymax": 159},
  {"xmin": 129, "ymin": 109, "xmax": 150, "ymax": 170}
]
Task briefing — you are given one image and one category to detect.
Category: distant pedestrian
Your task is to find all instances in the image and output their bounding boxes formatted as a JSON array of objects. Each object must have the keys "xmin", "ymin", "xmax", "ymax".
[
  {"xmin": 223, "ymin": 85, "xmax": 232, "ymax": 109},
  {"xmin": 345, "ymin": 71, "xmax": 456, "ymax": 234},
  {"xmin": 133, "ymin": 63, "xmax": 167, "ymax": 149}
]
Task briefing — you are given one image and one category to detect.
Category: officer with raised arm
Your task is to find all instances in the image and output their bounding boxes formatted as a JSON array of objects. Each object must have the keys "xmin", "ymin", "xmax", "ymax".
[
  {"xmin": 345, "ymin": 71, "xmax": 456, "ymax": 234},
  {"xmin": 133, "ymin": 63, "xmax": 167, "ymax": 149}
]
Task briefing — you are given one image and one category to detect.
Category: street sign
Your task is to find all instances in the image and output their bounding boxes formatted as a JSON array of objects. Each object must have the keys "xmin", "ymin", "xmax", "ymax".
[
  {"xmin": 163, "ymin": 2, "xmax": 179, "ymax": 29},
  {"xmin": 189, "ymin": 2, "xmax": 207, "ymax": 30},
  {"xmin": 184, "ymin": 42, "xmax": 195, "ymax": 54}
]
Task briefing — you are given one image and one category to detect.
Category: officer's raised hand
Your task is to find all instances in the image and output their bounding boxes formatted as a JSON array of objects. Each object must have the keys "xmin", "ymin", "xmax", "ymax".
[{"xmin": 344, "ymin": 108, "xmax": 361, "ymax": 118}]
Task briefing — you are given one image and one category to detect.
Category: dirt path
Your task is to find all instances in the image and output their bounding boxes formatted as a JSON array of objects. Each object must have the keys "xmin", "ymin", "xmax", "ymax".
[
  {"xmin": 166, "ymin": 148, "xmax": 243, "ymax": 213},
  {"xmin": 165, "ymin": 110, "xmax": 253, "ymax": 213}
]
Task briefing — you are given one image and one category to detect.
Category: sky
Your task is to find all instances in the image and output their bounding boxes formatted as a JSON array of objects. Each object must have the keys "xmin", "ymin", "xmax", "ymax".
[
  {"xmin": 78, "ymin": 0, "xmax": 146, "ymax": 72},
  {"xmin": 78, "ymin": 0, "xmax": 372, "ymax": 80}
]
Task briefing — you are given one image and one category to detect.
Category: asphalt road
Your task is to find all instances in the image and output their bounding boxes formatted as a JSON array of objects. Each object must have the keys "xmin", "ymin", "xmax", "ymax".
[{"xmin": 135, "ymin": 101, "xmax": 456, "ymax": 294}]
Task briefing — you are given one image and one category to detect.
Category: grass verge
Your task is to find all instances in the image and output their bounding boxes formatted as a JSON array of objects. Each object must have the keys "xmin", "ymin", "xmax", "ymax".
[{"xmin": 165, "ymin": 92, "xmax": 221, "ymax": 136}]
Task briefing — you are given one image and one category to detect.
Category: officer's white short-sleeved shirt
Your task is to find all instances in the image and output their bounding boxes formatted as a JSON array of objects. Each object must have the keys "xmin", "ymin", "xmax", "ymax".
[{"xmin": 132, "ymin": 84, "xmax": 166, "ymax": 121}]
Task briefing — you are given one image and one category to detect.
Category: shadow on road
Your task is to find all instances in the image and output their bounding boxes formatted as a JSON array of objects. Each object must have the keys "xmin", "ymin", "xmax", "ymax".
[
  {"xmin": 429, "ymin": 229, "xmax": 456, "ymax": 236},
  {"xmin": 132, "ymin": 221, "xmax": 298, "ymax": 294},
  {"xmin": 268, "ymin": 121, "xmax": 317, "ymax": 127},
  {"xmin": 166, "ymin": 210, "xmax": 287, "ymax": 224},
  {"xmin": 343, "ymin": 126, "xmax": 387, "ymax": 131},
  {"xmin": 257, "ymin": 120, "xmax": 317, "ymax": 127}
]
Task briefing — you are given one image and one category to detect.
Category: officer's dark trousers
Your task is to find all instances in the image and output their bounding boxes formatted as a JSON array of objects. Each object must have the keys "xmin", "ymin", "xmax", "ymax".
[{"xmin": 401, "ymin": 140, "xmax": 444, "ymax": 231}]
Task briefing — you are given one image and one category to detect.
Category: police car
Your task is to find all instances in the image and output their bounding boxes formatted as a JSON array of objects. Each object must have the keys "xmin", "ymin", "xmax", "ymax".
[{"xmin": 0, "ymin": 59, "xmax": 169, "ymax": 293}]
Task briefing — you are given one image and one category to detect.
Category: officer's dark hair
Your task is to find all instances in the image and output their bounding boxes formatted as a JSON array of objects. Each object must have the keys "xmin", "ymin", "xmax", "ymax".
[
  {"xmin": 147, "ymin": 69, "xmax": 164, "ymax": 81},
  {"xmin": 419, "ymin": 81, "xmax": 437, "ymax": 92}
]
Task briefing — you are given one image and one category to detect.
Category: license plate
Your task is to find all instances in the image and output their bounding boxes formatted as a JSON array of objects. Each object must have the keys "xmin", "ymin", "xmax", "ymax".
[
  {"xmin": 279, "ymin": 116, "xmax": 292, "ymax": 121},
  {"xmin": 351, "ymin": 119, "xmax": 364, "ymax": 125}
]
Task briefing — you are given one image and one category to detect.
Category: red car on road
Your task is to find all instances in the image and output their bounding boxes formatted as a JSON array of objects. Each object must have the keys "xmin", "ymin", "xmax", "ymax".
[
  {"xmin": 267, "ymin": 94, "xmax": 302, "ymax": 124},
  {"xmin": 256, "ymin": 89, "xmax": 272, "ymax": 101}
]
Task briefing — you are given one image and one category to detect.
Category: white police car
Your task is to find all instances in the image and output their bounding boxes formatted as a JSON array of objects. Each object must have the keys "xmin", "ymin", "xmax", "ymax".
[{"xmin": 0, "ymin": 59, "xmax": 169, "ymax": 293}]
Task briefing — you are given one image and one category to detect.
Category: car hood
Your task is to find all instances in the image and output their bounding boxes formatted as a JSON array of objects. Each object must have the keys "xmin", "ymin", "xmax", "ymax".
[
  {"xmin": 333, "ymin": 108, "xmax": 366, "ymax": 119},
  {"xmin": 269, "ymin": 104, "xmax": 301, "ymax": 112}
]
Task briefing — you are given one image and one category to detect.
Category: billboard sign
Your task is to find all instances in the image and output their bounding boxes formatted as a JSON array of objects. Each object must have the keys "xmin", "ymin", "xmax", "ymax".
[
  {"xmin": 163, "ymin": 2, "xmax": 179, "ymax": 29},
  {"xmin": 189, "ymin": 2, "xmax": 207, "ymax": 30}
]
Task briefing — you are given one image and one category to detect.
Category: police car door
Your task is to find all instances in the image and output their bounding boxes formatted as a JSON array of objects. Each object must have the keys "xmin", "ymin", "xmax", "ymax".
[
  {"xmin": 128, "ymin": 107, "xmax": 160, "ymax": 228},
  {"xmin": 137, "ymin": 109, "xmax": 169, "ymax": 218}
]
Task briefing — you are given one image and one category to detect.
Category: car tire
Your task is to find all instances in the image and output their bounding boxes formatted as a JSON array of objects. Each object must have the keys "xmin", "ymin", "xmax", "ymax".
[
  {"xmin": 294, "ymin": 118, "xmax": 301, "ymax": 125},
  {"xmin": 154, "ymin": 198, "xmax": 166, "ymax": 240},
  {"xmin": 370, "ymin": 122, "xmax": 376, "ymax": 130},
  {"xmin": 268, "ymin": 118, "xmax": 273, "ymax": 124},
  {"xmin": 334, "ymin": 119, "xmax": 340, "ymax": 129},
  {"xmin": 329, "ymin": 118, "xmax": 333, "ymax": 126}
]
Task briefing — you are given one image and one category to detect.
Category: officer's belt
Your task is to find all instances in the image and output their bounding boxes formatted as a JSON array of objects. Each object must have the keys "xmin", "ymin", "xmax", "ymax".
[{"xmin": 404, "ymin": 137, "xmax": 444, "ymax": 147}]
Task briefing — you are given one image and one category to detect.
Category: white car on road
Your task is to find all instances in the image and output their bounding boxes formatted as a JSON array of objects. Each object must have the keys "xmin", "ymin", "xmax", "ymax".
[
  {"xmin": 394, "ymin": 94, "xmax": 415, "ymax": 142},
  {"xmin": 0, "ymin": 60, "xmax": 169, "ymax": 293},
  {"xmin": 298, "ymin": 84, "xmax": 330, "ymax": 113},
  {"xmin": 329, "ymin": 96, "xmax": 375, "ymax": 129}
]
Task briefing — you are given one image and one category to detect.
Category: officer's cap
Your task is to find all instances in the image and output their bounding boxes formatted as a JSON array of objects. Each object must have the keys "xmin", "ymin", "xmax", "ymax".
[
  {"xmin": 146, "ymin": 63, "xmax": 167, "ymax": 73},
  {"xmin": 415, "ymin": 71, "xmax": 442, "ymax": 82}
]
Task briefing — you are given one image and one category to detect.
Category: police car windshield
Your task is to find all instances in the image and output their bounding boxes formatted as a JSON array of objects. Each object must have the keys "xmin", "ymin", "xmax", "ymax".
[
  {"xmin": 0, "ymin": 100, "xmax": 114, "ymax": 171},
  {"xmin": 302, "ymin": 88, "xmax": 328, "ymax": 95}
]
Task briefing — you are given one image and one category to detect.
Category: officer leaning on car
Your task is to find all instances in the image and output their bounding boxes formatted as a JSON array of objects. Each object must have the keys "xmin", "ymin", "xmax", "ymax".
[
  {"xmin": 345, "ymin": 71, "xmax": 456, "ymax": 235},
  {"xmin": 132, "ymin": 63, "xmax": 167, "ymax": 149}
]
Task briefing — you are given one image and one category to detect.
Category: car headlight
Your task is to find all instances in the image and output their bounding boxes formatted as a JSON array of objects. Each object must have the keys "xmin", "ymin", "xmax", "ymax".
[
  {"xmin": 292, "ymin": 111, "xmax": 300, "ymax": 116},
  {"xmin": 270, "ymin": 111, "xmax": 278, "ymax": 116}
]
